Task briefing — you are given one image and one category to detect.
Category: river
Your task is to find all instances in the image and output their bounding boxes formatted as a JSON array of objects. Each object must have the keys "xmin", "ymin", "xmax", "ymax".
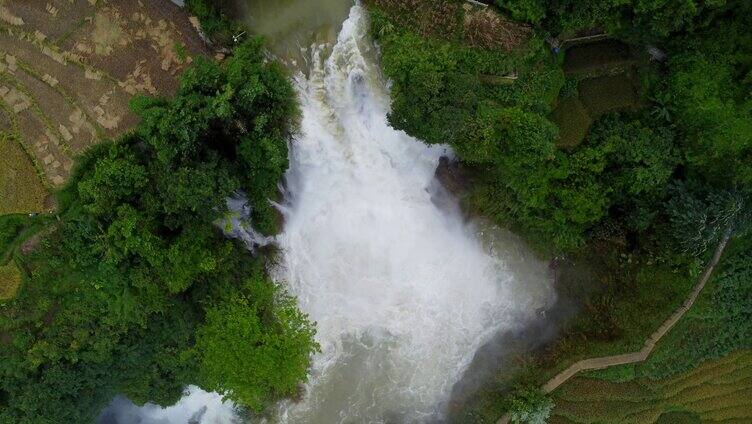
[{"xmin": 101, "ymin": 2, "xmax": 554, "ymax": 423}]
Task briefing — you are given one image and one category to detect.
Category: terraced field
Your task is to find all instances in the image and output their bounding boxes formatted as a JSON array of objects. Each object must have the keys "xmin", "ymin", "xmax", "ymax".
[
  {"xmin": 0, "ymin": 131, "xmax": 48, "ymax": 214},
  {"xmin": 0, "ymin": 0, "xmax": 206, "ymax": 212},
  {"xmin": 549, "ymin": 351, "xmax": 752, "ymax": 423},
  {"xmin": 551, "ymin": 39, "xmax": 642, "ymax": 149}
]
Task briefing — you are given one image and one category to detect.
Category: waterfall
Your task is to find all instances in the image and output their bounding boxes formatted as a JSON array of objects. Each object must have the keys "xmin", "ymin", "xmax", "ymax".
[
  {"xmin": 271, "ymin": 5, "xmax": 553, "ymax": 422},
  {"xmin": 104, "ymin": 4, "xmax": 553, "ymax": 423}
]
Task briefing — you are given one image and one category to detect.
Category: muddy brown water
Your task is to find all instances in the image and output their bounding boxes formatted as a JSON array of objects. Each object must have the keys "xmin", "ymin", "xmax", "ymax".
[{"xmin": 229, "ymin": 0, "xmax": 353, "ymax": 72}]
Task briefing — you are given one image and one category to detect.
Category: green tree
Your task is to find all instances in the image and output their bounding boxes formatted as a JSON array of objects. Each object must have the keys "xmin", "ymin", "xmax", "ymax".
[
  {"xmin": 530, "ymin": 0, "xmax": 730, "ymax": 42},
  {"xmin": 185, "ymin": 0, "xmax": 243, "ymax": 46},
  {"xmin": 585, "ymin": 115, "xmax": 679, "ymax": 231},
  {"xmin": 666, "ymin": 183, "xmax": 751, "ymax": 256},
  {"xmin": 194, "ymin": 274, "xmax": 318, "ymax": 411},
  {"xmin": 666, "ymin": 54, "xmax": 752, "ymax": 187},
  {"xmin": 0, "ymin": 38, "xmax": 314, "ymax": 423},
  {"xmin": 508, "ymin": 386, "xmax": 554, "ymax": 424},
  {"xmin": 495, "ymin": 0, "xmax": 546, "ymax": 24}
]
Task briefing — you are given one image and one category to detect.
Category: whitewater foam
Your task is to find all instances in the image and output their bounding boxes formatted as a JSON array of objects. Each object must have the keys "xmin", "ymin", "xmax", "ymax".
[
  {"xmin": 271, "ymin": 5, "xmax": 553, "ymax": 422},
  {"xmin": 107, "ymin": 5, "xmax": 553, "ymax": 423}
]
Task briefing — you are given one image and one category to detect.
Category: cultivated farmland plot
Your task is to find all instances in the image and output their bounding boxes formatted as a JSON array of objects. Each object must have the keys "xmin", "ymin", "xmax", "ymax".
[{"xmin": 0, "ymin": 0, "xmax": 206, "ymax": 212}]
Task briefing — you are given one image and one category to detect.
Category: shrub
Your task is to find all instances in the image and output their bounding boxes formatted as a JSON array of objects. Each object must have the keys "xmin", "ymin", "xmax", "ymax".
[
  {"xmin": 496, "ymin": 0, "xmax": 547, "ymax": 25},
  {"xmin": 508, "ymin": 386, "xmax": 554, "ymax": 424}
]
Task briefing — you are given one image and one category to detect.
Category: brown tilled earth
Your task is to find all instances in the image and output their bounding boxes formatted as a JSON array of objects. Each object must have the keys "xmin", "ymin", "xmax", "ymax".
[{"xmin": 0, "ymin": 0, "xmax": 206, "ymax": 204}]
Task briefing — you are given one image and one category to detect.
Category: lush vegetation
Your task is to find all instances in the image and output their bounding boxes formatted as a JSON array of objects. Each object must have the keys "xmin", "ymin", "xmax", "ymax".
[
  {"xmin": 368, "ymin": 0, "xmax": 751, "ymax": 422},
  {"xmin": 550, "ymin": 351, "xmax": 752, "ymax": 423},
  {"xmin": 370, "ymin": 0, "xmax": 751, "ymax": 252},
  {"xmin": 494, "ymin": 0, "xmax": 734, "ymax": 44},
  {"xmin": 186, "ymin": 0, "xmax": 245, "ymax": 47},
  {"xmin": 587, "ymin": 237, "xmax": 752, "ymax": 383},
  {"xmin": 368, "ymin": 0, "xmax": 752, "ymax": 264},
  {"xmin": 0, "ymin": 39, "xmax": 316, "ymax": 423},
  {"xmin": 454, "ymin": 246, "xmax": 697, "ymax": 423},
  {"xmin": 1, "ymin": 0, "xmax": 749, "ymax": 422},
  {"xmin": 508, "ymin": 386, "xmax": 554, "ymax": 424}
]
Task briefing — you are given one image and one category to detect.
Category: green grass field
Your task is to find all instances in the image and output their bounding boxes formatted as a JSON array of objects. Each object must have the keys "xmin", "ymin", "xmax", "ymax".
[
  {"xmin": 0, "ymin": 132, "xmax": 49, "ymax": 215},
  {"xmin": 451, "ymin": 246, "xmax": 696, "ymax": 423},
  {"xmin": 549, "ymin": 73, "xmax": 640, "ymax": 149},
  {"xmin": 550, "ymin": 39, "xmax": 641, "ymax": 149},
  {"xmin": 0, "ymin": 262, "xmax": 21, "ymax": 300},
  {"xmin": 562, "ymin": 40, "xmax": 633, "ymax": 76},
  {"xmin": 551, "ymin": 239, "xmax": 752, "ymax": 423}
]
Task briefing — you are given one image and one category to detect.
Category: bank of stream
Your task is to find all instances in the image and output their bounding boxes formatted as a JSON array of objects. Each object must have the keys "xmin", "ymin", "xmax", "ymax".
[{"xmin": 104, "ymin": 1, "xmax": 570, "ymax": 422}]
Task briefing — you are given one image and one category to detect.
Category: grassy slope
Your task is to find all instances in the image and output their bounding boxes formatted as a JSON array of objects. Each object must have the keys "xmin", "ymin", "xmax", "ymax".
[
  {"xmin": 0, "ymin": 132, "xmax": 48, "ymax": 215},
  {"xmin": 0, "ymin": 0, "xmax": 205, "ymax": 213},
  {"xmin": 455, "ymin": 244, "xmax": 695, "ymax": 423},
  {"xmin": 551, "ymin": 237, "xmax": 752, "ymax": 423},
  {"xmin": 551, "ymin": 351, "xmax": 752, "ymax": 423},
  {"xmin": 0, "ymin": 262, "xmax": 22, "ymax": 300},
  {"xmin": 0, "ymin": 213, "xmax": 55, "ymax": 303},
  {"xmin": 550, "ymin": 95, "xmax": 591, "ymax": 149},
  {"xmin": 550, "ymin": 39, "xmax": 642, "ymax": 149}
]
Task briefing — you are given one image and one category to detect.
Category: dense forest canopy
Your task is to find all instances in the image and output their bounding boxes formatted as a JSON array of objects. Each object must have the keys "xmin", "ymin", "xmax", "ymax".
[
  {"xmin": 368, "ymin": 0, "xmax": 752, "ymax": 252},
  {"xmin": 0, "ymin": 39, "xmax": 316, "ymax": 423}
]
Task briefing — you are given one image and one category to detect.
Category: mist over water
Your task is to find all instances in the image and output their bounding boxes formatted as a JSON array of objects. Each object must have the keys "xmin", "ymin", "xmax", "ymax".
[
  {"xmin": 99, "ymin": 389, "xmax": 237, "ymax": 424},
  {"xmin": 271, "ymin": 6, "xmax": 553, "ymax": 422},
  {"xmin": 102, "ymin": 3, "xmax": 554, "ymax": 423}
]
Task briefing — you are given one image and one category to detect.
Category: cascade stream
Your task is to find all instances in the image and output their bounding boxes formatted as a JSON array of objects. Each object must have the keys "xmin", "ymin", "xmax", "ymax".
[{"xmin": 101, "ymin": 4, "xmax": 554, "ymax": 423}]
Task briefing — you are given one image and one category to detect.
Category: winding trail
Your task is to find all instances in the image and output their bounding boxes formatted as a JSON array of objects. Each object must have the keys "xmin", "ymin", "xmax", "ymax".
[{"xmin": 497, "ymin": 235, "xmax": 731, "ymax": 424}]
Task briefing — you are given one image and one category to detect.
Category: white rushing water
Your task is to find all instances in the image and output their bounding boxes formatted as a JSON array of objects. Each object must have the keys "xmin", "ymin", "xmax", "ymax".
[
  {"xmin": 271, "ymin": 5, "xmax": 553, "ymax": 423},
  {"xmin": 107, "ymin": 4, "xmax": 554, "ymax": 423}
]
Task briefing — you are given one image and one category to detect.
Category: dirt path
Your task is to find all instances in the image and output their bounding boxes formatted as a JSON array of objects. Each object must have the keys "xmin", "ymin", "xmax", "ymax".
[{"xmin": 497, "ymin": 235, "xmax": 731, "ymax": 424}]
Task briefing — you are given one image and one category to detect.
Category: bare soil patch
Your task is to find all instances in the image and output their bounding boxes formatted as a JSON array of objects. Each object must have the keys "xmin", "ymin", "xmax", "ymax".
[
  {"xmin": 59, "ymin": 1, "xmax": 206, "ymax": 95},
  {"xmin": 6, "ymin": 0, "xmax": 97, "ymax": 41},
  {"xmin": 462, "ymin": 4, "xmax": 530, "ymax": 50},
  {"xmin": 0, "ymin": 0, "xmax": 206, "ymax": 207}
]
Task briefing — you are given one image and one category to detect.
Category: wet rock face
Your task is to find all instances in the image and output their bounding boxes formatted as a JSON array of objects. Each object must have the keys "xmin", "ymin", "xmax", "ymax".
[{"xmin": 434, "ymin": 155, "xmax": 470, "ymax": 197}]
